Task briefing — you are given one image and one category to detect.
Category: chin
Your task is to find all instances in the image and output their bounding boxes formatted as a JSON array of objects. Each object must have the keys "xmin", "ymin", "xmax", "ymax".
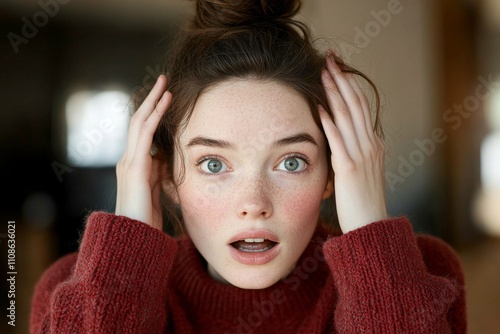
[
  {"xmin": 227, "ymin": 275, "xmax": 280, "ymax": 290},
  {"xmin": 220, "ymin": 265, "xmax": 293, "ymax": 290}
]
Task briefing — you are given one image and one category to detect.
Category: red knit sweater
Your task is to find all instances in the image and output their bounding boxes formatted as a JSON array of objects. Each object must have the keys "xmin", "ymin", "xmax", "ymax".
[{"xmin": 30, "ymin": 212, "xmax": 466, "ymax": 333}]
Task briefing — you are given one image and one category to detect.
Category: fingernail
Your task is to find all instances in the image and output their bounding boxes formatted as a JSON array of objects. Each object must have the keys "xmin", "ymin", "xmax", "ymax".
[
  {"xmin": 318, "ymin": 105, "xmax": 327, "ymax": 118},
  {"xmin": 156, "ymin": 74, "xmax": 165, "ymax": 84},
  {"xmin": 325, "ymin": 50, "xmax": 333, "ymax": 62},
  {"xmin": 321, "ymin": 69, "xmax": 330, "ymax": 81},
  {"xmin": 325, "ymin": 55, "xmax": 335, "ymax": 68}
]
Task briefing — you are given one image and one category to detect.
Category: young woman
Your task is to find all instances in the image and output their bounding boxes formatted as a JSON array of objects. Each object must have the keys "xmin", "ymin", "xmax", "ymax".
[{"xmin": 30, "ymin": 0, "xmax": 466, "ymax": 332}]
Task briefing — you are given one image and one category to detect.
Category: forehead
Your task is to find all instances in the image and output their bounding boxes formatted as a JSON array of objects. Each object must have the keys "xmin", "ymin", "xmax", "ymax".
[{"xmin": 180, "ymin": 79, "xmax": 319, "ymax": 145}]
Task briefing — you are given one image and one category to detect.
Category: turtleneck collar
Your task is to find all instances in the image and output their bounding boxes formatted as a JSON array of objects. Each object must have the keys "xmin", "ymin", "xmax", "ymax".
[{"xmin": 169, "ymin": 225, "xmax": 334, "ymax": 323}]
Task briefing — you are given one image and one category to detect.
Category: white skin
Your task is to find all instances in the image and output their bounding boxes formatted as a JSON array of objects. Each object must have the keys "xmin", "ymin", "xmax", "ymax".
[
  {"xmin": 170, "ymin": 79, "xmax": 333, "ymax": 288},
  {"xmin": 115, "ymin": 50, "xmax": 388, "ymax": 289}
]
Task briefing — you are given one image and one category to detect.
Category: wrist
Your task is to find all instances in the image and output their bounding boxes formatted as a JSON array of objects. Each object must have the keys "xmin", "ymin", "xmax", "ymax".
[{"xmin": 340, "ymin": 213, "xmax": 389, "ymax": 234}]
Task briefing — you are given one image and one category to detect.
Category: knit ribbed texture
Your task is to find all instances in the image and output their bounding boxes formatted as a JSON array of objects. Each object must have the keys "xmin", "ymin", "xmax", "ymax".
[
  {"xmin": 324, "ymin": 217, "xmax": 465, "ymax": 333},
  {"xmin": 30, "ymin": 213, "xmax": 466, "ymax": 333}
]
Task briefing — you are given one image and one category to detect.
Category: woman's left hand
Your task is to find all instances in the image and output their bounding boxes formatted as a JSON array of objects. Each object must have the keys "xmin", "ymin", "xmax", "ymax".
[{"xmin": 319, "ymin": 50, "xmax": 388, "ymax": 234}]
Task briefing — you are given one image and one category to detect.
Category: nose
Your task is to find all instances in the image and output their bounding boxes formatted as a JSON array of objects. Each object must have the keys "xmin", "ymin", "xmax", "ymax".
[{"xmin": 237, "ymin": 175, "xmax": 273, "ymax": 220}]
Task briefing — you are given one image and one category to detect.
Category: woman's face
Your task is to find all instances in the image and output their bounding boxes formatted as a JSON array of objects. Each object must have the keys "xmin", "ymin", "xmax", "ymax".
[{"xmin": 171, "ymin": 79, "xmax": 332, "ymax": 289}]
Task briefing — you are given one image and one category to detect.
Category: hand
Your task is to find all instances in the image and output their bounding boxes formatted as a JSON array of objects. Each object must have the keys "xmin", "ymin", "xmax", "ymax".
[
  {"xmin": 115, "ymin": 75, "xmax": 172, "ymax": 230},
  {"xmin": 319, "ymin": 51, "xmax": 388, "ymax": 234}
]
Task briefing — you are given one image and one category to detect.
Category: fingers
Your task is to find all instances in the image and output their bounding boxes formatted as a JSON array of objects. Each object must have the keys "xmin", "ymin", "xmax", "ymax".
[
  {"xmin": 322, "ymin": 51, "xmax": 378, "ymax": 161},
  {"xmin": 318, "ymin": 106, "xmax": 351, "ymax": 170},
  {"xmin": 320, "ymin": 52, "xmax": 388, "ymax": 233},
  {"xmin": 345, "ymin": 74, "xmax": 376, "ymax": 142},
  {"xmin": 126, "ymin": 75, "xmax": 172, "ymax": 159},
  {"xmin": 135, "ymin": 75, "xmax": 168, "ymax": 122},
  {"xmin": 134, "ymin": 90, "xmax": 172, "ymax": 160},
  {"xmin": 324, "ymin": 54, "xmax": 373, "ymax": 152},
  {"xmin": 115, "ymin": 75, "xmax": 172, "ymax": 227},
  {"xmin": 321, "ymin": 68, "xmax": 361, "ymax": 159}
]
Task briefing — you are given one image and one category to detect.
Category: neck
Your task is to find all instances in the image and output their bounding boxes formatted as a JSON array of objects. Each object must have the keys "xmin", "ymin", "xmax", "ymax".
[{"xmin": 169, "ymin": 225, "xmax": 333, "ymax": 321}]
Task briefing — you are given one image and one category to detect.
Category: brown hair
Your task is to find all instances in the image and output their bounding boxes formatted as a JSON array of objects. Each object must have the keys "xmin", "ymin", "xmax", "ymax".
[{"xmin": 134, "ymin": 0, "xmax": 383, "ymax": 235}]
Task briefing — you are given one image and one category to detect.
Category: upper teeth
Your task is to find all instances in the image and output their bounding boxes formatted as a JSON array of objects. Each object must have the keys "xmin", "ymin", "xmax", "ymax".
[{"xmin": 244, "ymin": 238, "xmax": 265, "ymax": 243}]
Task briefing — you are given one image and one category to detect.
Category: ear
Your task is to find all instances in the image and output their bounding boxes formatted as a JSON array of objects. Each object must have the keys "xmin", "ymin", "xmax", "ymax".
[
  {"xmin": 322, "ymin": 172, "xmax": 334, "ymax": 200},
  {"xmin": 162, "ymin": 178, "xmax": 180, "ymax": 204}
]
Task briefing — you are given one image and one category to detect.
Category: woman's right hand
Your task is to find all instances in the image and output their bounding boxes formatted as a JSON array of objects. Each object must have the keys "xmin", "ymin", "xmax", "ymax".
[{"xmin": 115, "ymin": 75, "xmax": 172, "ymax": 230}]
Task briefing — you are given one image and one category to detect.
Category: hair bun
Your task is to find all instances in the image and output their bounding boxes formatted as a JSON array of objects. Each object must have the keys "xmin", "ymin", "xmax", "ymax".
[{"xmin": 193, "ymin": 0, "xmax": 302, "ymax": 29}]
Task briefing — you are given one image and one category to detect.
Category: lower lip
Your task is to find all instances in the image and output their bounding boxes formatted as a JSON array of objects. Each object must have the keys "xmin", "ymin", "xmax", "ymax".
[{"xmin": 228, "ymin": 243, "xmax": 280, "ymax": 265}]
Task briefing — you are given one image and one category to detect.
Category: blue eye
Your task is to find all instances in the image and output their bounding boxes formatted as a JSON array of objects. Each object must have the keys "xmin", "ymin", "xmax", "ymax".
[
  {"xmin": 277, "ymin": 155, "xmax": 309, "ymax": 172},
  {"xmin": 198, "ymin": 157, "xmax": 228, "ymax": 174}
]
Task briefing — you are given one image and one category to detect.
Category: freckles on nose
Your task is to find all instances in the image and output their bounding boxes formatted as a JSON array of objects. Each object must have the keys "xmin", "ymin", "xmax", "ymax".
[
  {"xmin": 235, "ymin": 177, "xmax": 275, "ymax": 214},
  {"xmin": 239, "ymin": 175, "xmax": 278, "ymax": 197}
]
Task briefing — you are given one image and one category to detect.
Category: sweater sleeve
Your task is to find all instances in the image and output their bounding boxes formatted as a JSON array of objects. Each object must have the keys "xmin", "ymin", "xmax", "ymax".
[
  {"xmin": 324, "ymin": 217, "xmax": 466, "ymax": 334},
  {"xmin": 30, "ymin": 211, "xmax": 178, "ymax": 334}
]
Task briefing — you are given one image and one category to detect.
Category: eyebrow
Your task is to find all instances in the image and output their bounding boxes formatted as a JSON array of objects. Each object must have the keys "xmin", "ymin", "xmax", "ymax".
[
  {"xmin": 186, "ymin": 137, "xmax": 235, "ymax": 150},
  {"xmin": 186, "ymin": 132, "xmax": 318, "ymax": 149},
  {"xmin": 274, "ymin": 133, "xmax": 319, "ymax": 148}
]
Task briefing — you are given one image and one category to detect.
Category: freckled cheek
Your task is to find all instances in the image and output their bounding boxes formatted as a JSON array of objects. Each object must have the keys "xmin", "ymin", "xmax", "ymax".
[
  {"xmin": 279, "ymin": 180, "xmax": 325, "ymax": 224},
  {"xmin": 178, "ymin": 182, "xmax": 232, "ymax": 229}
]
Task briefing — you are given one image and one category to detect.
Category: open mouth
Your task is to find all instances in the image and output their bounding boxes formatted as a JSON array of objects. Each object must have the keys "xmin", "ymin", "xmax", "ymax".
[
  {"xmin": 230, "ymin": 238, "xmax": 278, "ymax": 253},
  {"xmin": 228, "ymin": 231, "xmax": 281, "ymax": 265}
]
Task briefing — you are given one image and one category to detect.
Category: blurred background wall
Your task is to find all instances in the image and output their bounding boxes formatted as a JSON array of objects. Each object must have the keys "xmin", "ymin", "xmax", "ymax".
[{"xmin": 0, "ymin": 0, "xmax": 499, "ymax": 333}]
